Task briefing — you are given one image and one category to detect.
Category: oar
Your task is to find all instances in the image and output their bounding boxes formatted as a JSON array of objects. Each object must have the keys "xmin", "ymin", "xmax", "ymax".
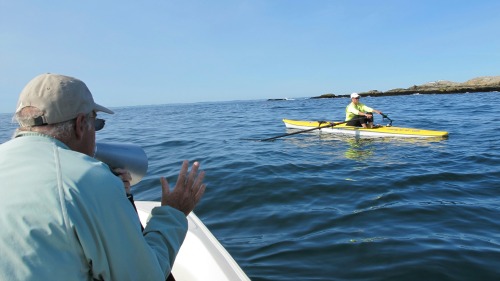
[
  {"xmin": 259, "ymin": 121, "xmax": 348, "ymax": 142},
  {"xmin": 381, "ymin": 113, "xmax": 393, "ymax": 126}
]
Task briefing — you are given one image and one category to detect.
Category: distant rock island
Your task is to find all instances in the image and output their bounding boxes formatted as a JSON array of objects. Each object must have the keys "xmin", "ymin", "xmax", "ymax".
[{"xmin": 310, "ymin": 76, "xmax": 500, "ymax": 99}]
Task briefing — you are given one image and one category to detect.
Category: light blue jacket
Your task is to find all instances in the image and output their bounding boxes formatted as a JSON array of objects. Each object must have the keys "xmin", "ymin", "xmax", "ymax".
[{"xmin": 0, "ymin": 133, "xmax": 187, "ymax": 280}]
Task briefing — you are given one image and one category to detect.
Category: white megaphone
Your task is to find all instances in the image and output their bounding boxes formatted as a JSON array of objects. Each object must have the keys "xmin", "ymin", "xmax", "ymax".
[{"xmin": 94, "ymin": 142, "xmax": 148, "ymax": 186}]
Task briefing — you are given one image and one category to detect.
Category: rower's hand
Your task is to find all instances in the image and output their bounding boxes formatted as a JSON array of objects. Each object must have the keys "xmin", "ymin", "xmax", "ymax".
[
  {"xmin": 113, "ymin": 168, "xmax": 132, "ymax": 194},
  {"xmin": 160, "ymin": 160, "xmax": 206, "ymax": 216}
]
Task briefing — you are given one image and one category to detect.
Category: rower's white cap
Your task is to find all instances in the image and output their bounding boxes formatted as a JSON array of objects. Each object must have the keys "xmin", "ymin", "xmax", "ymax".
[
  {"xmin": 350, "ymin": 93, "xmax": 360, "ymax": 99},
  {"xmin": 16, "ymin": 73, "xmax": 114, "ymax": 126}
]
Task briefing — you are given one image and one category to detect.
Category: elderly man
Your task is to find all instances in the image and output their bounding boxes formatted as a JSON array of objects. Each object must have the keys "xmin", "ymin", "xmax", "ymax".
[
  {"xmin": 0, "ymin": 73, "xmax": 206, "ymax": 280},
  {"xmin": 345, "ymin": 93, "xmax": 384, "ymax": 128}
]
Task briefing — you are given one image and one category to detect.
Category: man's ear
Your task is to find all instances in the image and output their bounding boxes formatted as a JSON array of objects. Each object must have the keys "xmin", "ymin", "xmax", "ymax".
[{"xmin": 74, "ymin": 113, "xmax": 87, "ymax": 140}]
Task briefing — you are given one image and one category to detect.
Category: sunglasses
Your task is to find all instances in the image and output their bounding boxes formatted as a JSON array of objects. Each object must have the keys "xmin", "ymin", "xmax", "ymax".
[
  {"xmin": 88, "ymin": 111, "xmax": 105, "ymax": 131},
  {"xmin": 353, "ymin": 97, "xmax": 360, "ymax": 99},
  {"xmin": 94, "ymin": 118, "xmax": 105, "ymax": 131}
]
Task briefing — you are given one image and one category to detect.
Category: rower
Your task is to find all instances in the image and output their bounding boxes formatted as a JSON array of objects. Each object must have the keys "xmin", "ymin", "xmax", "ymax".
[{"xmin": 345, "ymin": 93, "xmax": 384, "ymax": 128}]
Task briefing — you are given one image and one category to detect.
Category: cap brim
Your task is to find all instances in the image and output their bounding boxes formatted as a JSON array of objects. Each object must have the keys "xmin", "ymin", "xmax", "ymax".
[{"xmin": 94, "ymin": 103, "xmax": 114, "ymax": 114}]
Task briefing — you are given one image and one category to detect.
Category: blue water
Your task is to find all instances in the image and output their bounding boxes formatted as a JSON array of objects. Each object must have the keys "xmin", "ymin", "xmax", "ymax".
[{"xmin": 1, "ymin": 92, "xmax": 500, "ymax": 280}]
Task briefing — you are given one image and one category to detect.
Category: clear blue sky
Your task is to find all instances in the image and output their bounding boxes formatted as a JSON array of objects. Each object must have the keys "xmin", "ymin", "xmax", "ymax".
[{"xmin": 1, "ymin": 0, "xmax": 499, "ymax": 113}]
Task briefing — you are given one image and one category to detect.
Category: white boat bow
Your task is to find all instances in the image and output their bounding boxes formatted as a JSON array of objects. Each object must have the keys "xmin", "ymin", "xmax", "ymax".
[{"xmin": 135, "ymin": 201, "xmax": 250, "ymax": 281}]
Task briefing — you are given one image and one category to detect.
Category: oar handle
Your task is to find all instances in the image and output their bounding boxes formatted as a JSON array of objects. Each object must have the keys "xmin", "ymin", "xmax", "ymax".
[{"xmin": 380, "ymin": 113, "xmax": 393, "ymax": 126}]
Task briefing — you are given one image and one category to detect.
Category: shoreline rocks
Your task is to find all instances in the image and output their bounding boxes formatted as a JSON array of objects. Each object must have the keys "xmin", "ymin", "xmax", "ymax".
[{"xmin": 310, "ymin": 76, "xmax": 500, "ymax": 99}]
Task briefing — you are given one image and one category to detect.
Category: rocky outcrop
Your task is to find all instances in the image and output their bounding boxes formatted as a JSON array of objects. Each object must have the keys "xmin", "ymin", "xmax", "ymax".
[
  {"xmin": 307, "ymin": 76, "xmax": 500, "ymax": 99},
  {"xmin": 360, "ymin": 76, "xmax": 500, "ymax": 97},
  {"xmin": 310, "ymin": 93, "xmax": 336, "ymax": 99}
]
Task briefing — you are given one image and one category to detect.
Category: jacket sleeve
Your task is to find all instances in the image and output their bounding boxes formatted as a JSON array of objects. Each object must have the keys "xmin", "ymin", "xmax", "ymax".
[
  {"xmin": 360, "ymin": 104, "xmax": 374, "ymax": 113},
  {"xmin": 64, "ymin": 161, "xmax": 187, "ymax": 281}
]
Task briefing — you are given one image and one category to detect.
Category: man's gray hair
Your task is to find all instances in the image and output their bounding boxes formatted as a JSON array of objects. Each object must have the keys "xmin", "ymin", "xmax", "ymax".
[{"xmin": 15, "ymin": 107, "xmax": 92, "ymax": 141}]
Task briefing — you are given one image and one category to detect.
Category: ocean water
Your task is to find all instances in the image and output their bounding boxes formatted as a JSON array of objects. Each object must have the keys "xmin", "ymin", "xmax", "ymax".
[{"xmin": 1, "ymin": 92, "xmax": 500, "ymax": 281}]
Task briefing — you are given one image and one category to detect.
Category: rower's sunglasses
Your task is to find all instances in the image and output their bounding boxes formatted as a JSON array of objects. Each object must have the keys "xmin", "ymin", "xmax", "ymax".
[{"xmin": 354, "ymin": 97, "xmax": 360, "ymax": 99}]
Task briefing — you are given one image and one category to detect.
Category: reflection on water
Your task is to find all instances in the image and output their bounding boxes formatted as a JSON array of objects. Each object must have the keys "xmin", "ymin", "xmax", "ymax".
[
  {"xmin": 280, "ymin": 129, "xmax": 449, "ymax": 162},
  {"xmin": 342, "ymin": 138, "xmax": 375, "ymax": 161},
  {"xmin": 339, "ymin": 136, "xmax": 448, "ymax": 161}
]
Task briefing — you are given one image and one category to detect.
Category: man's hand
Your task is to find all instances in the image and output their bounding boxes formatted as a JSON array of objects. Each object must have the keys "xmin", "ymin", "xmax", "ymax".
[
  {"xmin": 113, "ymin": 168, "xmax": 132, "ymax": 194},
  {"xmin": 160, "ymin": 160, "xmax": 206, "ymax": 216}
]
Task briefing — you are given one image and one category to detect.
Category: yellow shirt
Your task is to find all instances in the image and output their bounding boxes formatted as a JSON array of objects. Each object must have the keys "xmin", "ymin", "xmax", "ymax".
[{"xmin": 345, "ymin": 102, "xmax": 374, "ymax": 121}]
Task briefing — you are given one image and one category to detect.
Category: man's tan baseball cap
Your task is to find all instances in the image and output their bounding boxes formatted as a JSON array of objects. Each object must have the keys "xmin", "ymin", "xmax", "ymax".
[{"xmin": 15, "ymin": 73, "xmax": 114, "ymax": 126}]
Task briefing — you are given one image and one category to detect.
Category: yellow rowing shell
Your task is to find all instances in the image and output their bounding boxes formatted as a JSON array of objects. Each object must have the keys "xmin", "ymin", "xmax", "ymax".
[{"xmin": 283, "ymin": 119, "xmax": 448, "ymax": 138}]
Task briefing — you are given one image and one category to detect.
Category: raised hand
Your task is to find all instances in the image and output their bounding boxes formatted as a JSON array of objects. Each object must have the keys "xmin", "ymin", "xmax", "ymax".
[{"xmin": 160, "ymin": 160, "xmax": 206, "ymax": 216}]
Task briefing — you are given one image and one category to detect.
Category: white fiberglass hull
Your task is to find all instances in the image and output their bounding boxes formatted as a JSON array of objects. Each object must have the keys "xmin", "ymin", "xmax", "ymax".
[
  {"xmin": 135, "ymin": 201, "xmax": 250, "ymax": 281},
  {"xmin": 283, "ymin": 119, "xmax": 448, "ymax": 138}
]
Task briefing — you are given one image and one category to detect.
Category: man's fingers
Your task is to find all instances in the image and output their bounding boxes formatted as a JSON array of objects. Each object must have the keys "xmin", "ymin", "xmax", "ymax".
[
  {"xmin": 175, "ymin": 160, "xmax": 189, "ymax": 188},
  {"xmin": 194, "ymin": 183, "xmax": 206, "ymax": 204},
  {"xmin": 161, "ymin": 160, "xmax": 207, "ymax": 215},
  {"xmin": 186, "ymin": 161, "xmax": 200, "ymax": 188},
  {"xmin": 160, "ymin": 177, "xmax": 170, "ymax": 200},
  {"xmin": 193, "ymin": 170, "xmax": 205, "ymax": 192}
]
